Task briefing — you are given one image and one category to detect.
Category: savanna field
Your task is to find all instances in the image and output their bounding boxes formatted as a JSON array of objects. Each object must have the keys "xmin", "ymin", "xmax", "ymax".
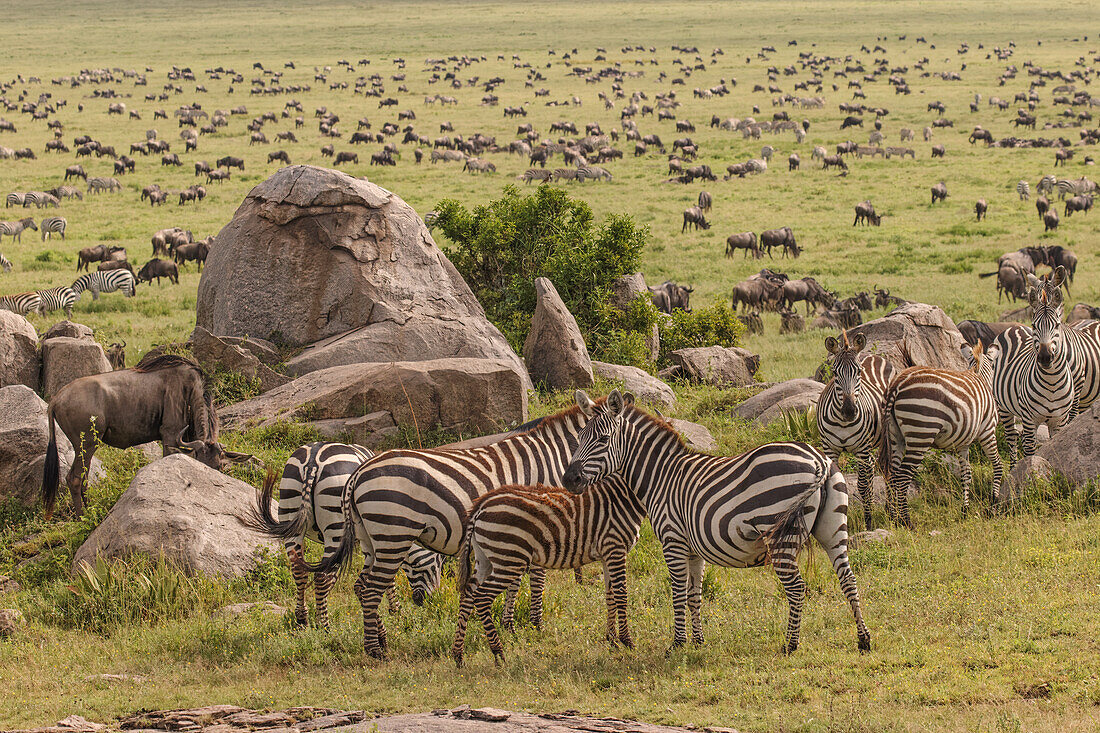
[{"xmin": 1, "ymin": 1, "xmax": 1100, "ymax": 731}]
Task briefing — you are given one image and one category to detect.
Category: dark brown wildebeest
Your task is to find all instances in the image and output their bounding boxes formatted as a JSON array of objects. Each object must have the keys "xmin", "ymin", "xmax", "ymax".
[
  {"xmin": 195, "ymin": 160, "xmax": 211, "ymax": 177},
  {"xmin": 162, "ymin": 153, "xmax": 182, "ymax": 166},
  {"xmin": 822, "ymin": 154, "xmax": 848, "ymax": 171},
  {"xmin": 779, "ymin": 276, "xmax": 832, "ymax": 314},
  {"xmin": 788, "ymin": 153, "xmax": 799, "ymax": 171},
  {"xmin": 1045, "ymin": 245, "xmax": 1077, "ymax": 284},
  {"xmin": 42, "ymin": 354, "xmax": 256, "ymax": 517},
  {"xmin": 97, "ymin": 259, "xmax": 134, "ymax": 276},
  {"xmin": 268, "ymin": 150, "xmax": 291, "ymax": 164},
  {"xmin": 681, "ymin": 206, "xmax": 710, "ymax": 232},
  {"xmin": 853, "ymin": 201, "xmax": 880, "ymax": 226},
  {"xmin": 1035, "ymin": 195, "xmax": 1050, "ymax": 220},
  {"xmin": 105, "ymin": 340, "xmax": 126, "ymax": 370},
  {"xmin": 994, "ymin": 265, "xmax": 1028, "ymax": 302},
  {"xmin": 649, "ymin": 281, "xmax": 693, "ymax": 313},
  {"xmin": 76, "ymin": 244, "xmax": 124, "ymax": 272},
  {"xmin": 840, "ymin": 115, "xmax": 864, "ymax": 129},
  {"xmin": 731, "ymin": 276, "xmax": 782, "ymax": 312},
  {"xmin": 873, "ymin": 285, "xmax": 906, "ymax": 309},
  {"xmin": 698, "ymin": 190, "xmax": 712, "ymax": 212},
  {"xmin": 141, "ymin": 184, "xmax": 161, "ymax": 202},
  {"xmin": 1064, "ymin": 195, "xmax": 1092, "ymax": 217},
  {"xmin": 931, "ymin": 181, "xmax": 948, "ymax": 204},
  {"xmin": 320, "ymin": 144, "xmax": 335, "ymax": 158},
  {"xmin": 760, "ymin": 226, "xmax": 800, "ymax": 258},
  {"xmin": 725, "ymin": 231, "xmax": 760, "ymax": 259},
  {"xmin": 216, "ymin": 155, "xmax": 245, "ymax": 170},
  {"xmin": 334, "ymin": 151, "xmax": 358, "ymax": 166},
  {"xmin": 1068, "ymin": 303, "xmax": 1100, "ymax": 323},
  {"xmin": 955, "ymin": 320, "xmax": 1023, "ymax": 347},
  {"xmin": 974, "ymin": 199, "xmax": 987, "ymax": 221},
  {"xmin": 206, "ymin": 169, "xmax": 231, "ymax": 183},
  {"xmin": 1044, "ymin": 209, "xmax": 1059, "ymax": 231},
  {"xmin": 931, "ymin": 145, "xmax": 946, "ymax": 158},
  {"xmin": 138, "ymin": 257, "xmax": 179, "ymax": 285},
  {"xmin": 174, "ymin": 240, "xmax": 210, "ymax": 269},
  {"xmin": 64, "ymin": 165, "xmax": 87, "ymax": 181}
]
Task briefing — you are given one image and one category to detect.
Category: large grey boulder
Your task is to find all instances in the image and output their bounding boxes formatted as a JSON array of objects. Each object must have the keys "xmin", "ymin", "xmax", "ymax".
[
  {"xmin": 220, "ymin": 358, "xmax": 527, "ymax": 434},
  {"xmin": 523, "ymin": 277, "xmax": 594, "ymax": 390},
  {"xmin": 72, "ymin": 454, "xmax": 278, "ymax": 577},
  {"xmin": 42, "ymin": 321, "xmax": 94, "ymax": 341},
  {"xmin": 667, "ymin": 418, "xmax": 717, "ymax": 452},
  {"xmin": 852, "ymin": 302, "xmax": 967, "ymax": 371},
  {"xmin": 0, "ymin": 385, "xmax": 101, "ymax": 505},
  {"xmin": 190, "ymin": 326, "xmax": 290, "ymax": 393},
  {"xmin": 0, "ymin": 310, "xmax": 39, "ymax": 391},
  {"xmin": 1014, "ymin": 402, "xmax": 1100, "ymax": 487},
  {"xmin": 40, "ymin": 337, "xmax": 112, "ymax": 398},
  {"xmin": 591, "ymin": 361, "xmax": 676, "ymax": 409},
  {"xmin": 195, "ymin": 165, "xmax": 528, "ymax": 388},
  {"xmin": 734, "ymin": 378, "xmax": 823, "ymax": 424},
  {"xmin": 666, "ymin": 346, "xmax": 760, "ymax": 387}
]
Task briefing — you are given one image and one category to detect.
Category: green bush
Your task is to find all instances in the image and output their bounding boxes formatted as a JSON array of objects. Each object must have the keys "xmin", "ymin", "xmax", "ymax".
[
  {"xmin": 658, "ymin": 302, "xmax": 745, "ymax": 362},
  {"xmin": 209, "ymin": 370, "xmax": 263, "ymax": 406}
]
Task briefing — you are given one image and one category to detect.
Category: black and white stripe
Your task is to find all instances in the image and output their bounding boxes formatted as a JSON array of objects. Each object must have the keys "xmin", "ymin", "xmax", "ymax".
[
  {"xmin": 40, "ymin": 216, "xmax": 66, "ymax": 241},
  {"xmin": 1016, "ymin": 180, "xmax": 1030, "ymax": 201},
  {"xmin": 1036, "ymin": 174, "xmax": 1056, "ymax": 196},
  {"xmin": 23, "ymin": 191, "xmax": 59, "ymax": 208},
  {"xmin": 0, "ymin": 291, "xmax": 42, "ymax": 316},
  {"xmin": 452, "ymin": 475, "xmax": 645, "ymax": 666},
  {"xmin": 0, "ymin": 253, "xmax": 11, "ymax": 272},
  {"xmin": 0, "ymin": 217, "xmax": 37, "ymax": 242},
  {"xmin": 71, "ymin": 269, "xmax": 136, "ymax": 300},
  {"xmin": 35, "ymin": 286, "xmax": 77, "ymax": 319},
  {"xmin": 314, "ymin": 407, "xmax": 591, "ymax": 658},
  {"xmin": 86, "ymin": 176, "xmax": 121, "ymax": 194},
  {"xmin": 5, "ymin": 193, "xmax": 25, "ymax": 208},
  {"xmin": 1056, "ymin": 177, "xmax": 1096, "ymax": 200},
  {"xmin": 561, "ymin": 391, "xmax": 871, "ymax": 655},
  {"xmin": 815, "ymin": 332, "xmax": 895, "ymax": 527}
]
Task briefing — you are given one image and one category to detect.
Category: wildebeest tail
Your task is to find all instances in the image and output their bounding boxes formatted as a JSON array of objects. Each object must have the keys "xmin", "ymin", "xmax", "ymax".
[
  {"xmin": 42, "ymin": 405, "xmax": 60, "ymax": 519},
  {"xmin": 977, "ymin": 271, "xmax": 999, "ymax": 278}
]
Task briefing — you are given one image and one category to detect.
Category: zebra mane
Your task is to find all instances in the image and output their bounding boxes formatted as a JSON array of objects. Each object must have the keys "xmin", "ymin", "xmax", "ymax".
[
  {"xmin": 626, "ymin": 404, "xmax": 690, "ymax": 451},
  {"xmin": 512, "ymin": 400, "xmax": 597, "ymax": 437}
]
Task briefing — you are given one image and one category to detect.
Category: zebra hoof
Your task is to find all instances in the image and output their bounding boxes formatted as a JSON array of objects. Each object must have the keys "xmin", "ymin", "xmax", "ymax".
[
  {"xmin": 858, "ymin": 636, "xmax": 872, "ymax": 653},
  {"xmin": 492, "ymin": 651, "xmax": 506, "ymax": 666},
  {"xmin": 452, "ymin": 652, "xmax": 464, "ymax": 668},
  {"xmin": 294, "ymin": 612, "xmax": 308, "ymax": 628},
  {"xmin": 621, "ymin": 636, "xmax": 635, "ymax": 650},
  {"xmin": 780, "ymin": 642, "xmax": 798, "ymax": 656}
]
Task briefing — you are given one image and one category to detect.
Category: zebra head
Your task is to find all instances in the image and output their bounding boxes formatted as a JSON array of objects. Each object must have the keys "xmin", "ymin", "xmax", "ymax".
[
  {"xmin": 825, "ymin": 331, "xmax": 866, "ymax": 421},
  {"xmin": 561, "ymin": 389, "xmax": 634, "ymax": 494},
  {"xmin": 404, "ymin": 548, "xmax": 443, "ymax": 606},
  {"xmin": 1027, "ymin": 266, "xmax": 1067, "ymax": 369}
]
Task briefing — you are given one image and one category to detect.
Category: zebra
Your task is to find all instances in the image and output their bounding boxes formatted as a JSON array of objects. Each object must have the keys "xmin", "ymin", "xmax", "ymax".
[
  {"xmin": 990, "ymin": 267, "xmax": 1077, "ymax": 468},
  {"xmin": 1016, "ymin": 180, "xmax": 1030, "ymax": 201},
  {"xmin": 87, "ymin": 176, "xmax": 121, "ymax": 194},
  {"xmin": 24, "ymin": 191, "xmax": 59, "ymax": 208},
  {"xmin": 313, "ymin": 404, "xmax": 592, "ymax": 658},
  {"xmin": 560, "ymin": 390, "xmax": 871, "ymax": 655},
  {"xmin": 40, "ymin": 216, "xmax": 66, "ymax": 241},
  {"xmin": 1056, "ymin": 177, "xmax": 1096, "ymax": 201},
  {"xmin": 5, "ymin": 192, "xmax": 24, "ymax": 208},
  {"xmin": 35, "ymin": 286, "xmax": 77, "ymax": 319},
  {"xmin": 71, "ymin": 269, "xmax": 136, "ymax": 300},
  {"xmin": 0, "ymin": 253, "xmax": 10, "ymax": 272},
  {"xmin": 245, "ymin": 442, "xmax": 443, "ymax": 629},
  {"xmin": 0, "ymin": 291, "xmax": 42, "ymax": 316},
  {"xmin": 815, "ymin": 332, "xmax": 896, "ymax": 528},
  {"xmin": 877, "ymin": 343, "xmax": 1003, "ymax": 527},
  {"xmin": 1036, "ymin": 174, "xmax": 1056, "ymax": 196},
  {"xmin": 1029, "ymin": 267, "xmax": 1100, "ymax": 419},
  {"xmin": 452, "ymin": 475, "xmax": 645, "ymax": 667},
  {"xmin": 0, "ymin": 217, "xmax": 37, "ymax": 243}
]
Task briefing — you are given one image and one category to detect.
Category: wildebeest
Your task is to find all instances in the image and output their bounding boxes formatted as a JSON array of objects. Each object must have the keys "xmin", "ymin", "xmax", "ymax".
[
  {"xmin": 152, "ymin": 227, "xmax": 192, "ymax": 257},
  {"xmin": 778, "ymin": 308, "xmax": 805, "ymax": 333},
  {"xmin": 725, "ymin": 231, "xmax": 760, "ymax": 258},
  {"xmin": 1064, "ymin": 195, "xmax": 1093, "ymax": 217},
  {"xmin": 76, "ymin": 245, "xmax": 124, "ymax": 272},
  {"xmin": 956, "ymin": 320, "xmax": 1022, "ymax": 347},
  {"xmin": 137, "ymin": 257, "xmax": 179, "ymax": 285},
  {"xmin": 334, "ymin": 151, "xmax": 358, "ymax": 166},
  {"xmin": 731, "ymin": 276, "xmax": 782, "ymax": 312},
  {"xmin": 216, "ymin": 155, "xmax": 244, "ymax": 170},
  {"xmin": 1044, "ymin": 209, "xmax": 1059, "ymax": 231},
  {"xmin": 1035, "ymin": 195, "xmax": 1050, "ymax": 220},
  {"xmin": 738, "ymin": 310, "xmax": 763, "ymax": 334},
  {"xmin": 268, "ymin": 150, "xmax": 291, "ymax": 164},
  {"xmin": 873, "ymin": 286, "xmax": 906, "ymax": 309},
  {"xmin": 105, "ymin": 341, "xmax": 126, "ymax": 370},
  {"xmin": 41, "ymin": 354, "xmax": 255, "ymax": 518},
  {"xmin": 64, "ymin": 165, "xmax": 87, "ymax": 181},
  {"xmin": 649, "ymin": 281, "xmax": 693, "ymax": 313},
  {"xmin": 697, "ymin": 190, "xmax": 712, "ymax": 212},
  {"xmin": 760, "ymin": 226, "xmax": 800, "ymax": 257},
  {"xmin": 788, "ymin": 153, "xmax": 799, "ymax": 171},
  {"xmin": 931, "ymin": 181, "xmax": 948, "ymax": 204},
  {"xmin": 681, "ymin": 206, "xmax": 710, "ymax": 232},
  {"xmin": 853, "ymin": 201, "xmax": 880, "ymax": 226},
  {"xmin": 822, "ymin": 154, "xmax": 848, "ymax": 171},
  {"xmin": 779, "ymin": 276, "xmax": 832, "ymax": 314},
  {"xmin": 974, "ymin": 199, "xmax": 987, "ymax": 221},
  {"xmin": 1045, "ymin": 245, "xmax": 1078, "ymax": 284},
  {"xmin": 174, "ymin": 239, "xmax": 211, "ymax": 269},
  {"xmin": 931, "ymin": 145, "xmax": 945, "ymax": 158}
]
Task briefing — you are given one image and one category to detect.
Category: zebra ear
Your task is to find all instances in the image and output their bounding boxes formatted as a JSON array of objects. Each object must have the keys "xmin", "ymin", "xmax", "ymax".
[
  {"xmin": 606, "ymin": 389, "xmax": 625, "ymax": 415},
  {"xmin": 824, "ymin": 336, "xmax": 839, "ymax": 354},
  {"xmin": 622, "ymin": 392, "xmax": 635, "ymax": 406},
  {"xmin": 575, "ymin": 390, "xmax": 596, "ymax": 417},
  {"xmin": 1051, "ymin": 265, "xmax": 1066, "ymax": 288},
  {"xmin": 852, "ymin": 333, "xmax": 867, "ymax": 351}
]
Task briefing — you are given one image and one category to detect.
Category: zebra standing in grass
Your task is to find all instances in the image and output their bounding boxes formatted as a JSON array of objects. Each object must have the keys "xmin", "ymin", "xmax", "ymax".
[
  {"xmin": 452, "ymin": 475, "xmax": 646, "ymax": 667},
  {"xmin": 877, "ymin": 343, "xmax": 1003, "ymax": 527},
  {"xmin": 86, "ymin": 176, "xmax": 121, "ymax": 194},
  {"xmin": 5, "ymin": 192, "xmax": 24, "ymax": 208},
  {"xmin": 246, "ymin": 442, "xmax": 443, "ymax": 629},
  {"xmin": 71, "ymin": 269, "xmax": 136, "ymax": 300},
  {"xmin": 0, "ymin": 217, "xmax": 37, "ymax": 243},
  {"xmin": 313, "ymin": 405, "xmax": 593, "ymax": 658},
  {"xmin": 24, "ymin": 191, "xmax": 59, "ymax": 208},
  {"xmin": 0, "ymin": 291, "xmax": 42, "ymax": 316},
  {"xmin": 35, "ymin": 286, "xmax": 77, "ymax": 319},
  {"xmin": 40, "ymin": 216, "xmax": 66, "ymax": 241},
  {"xmin": 561, "ymin": 390, "xmax": 872, "ymax": 655},
  {"xmin": 1037, "ymin": 174, "xmax": 1056, "ymax": 196},
  {"xmin": 815, "ymin": 332, "xmax": 896, "ymax": 528},
  {"xmin": 1016, "ymin": 180, "xmax": 1030, "ymax": 201},
  {"xmin": 990, "ymin": 267, "xmax": 1077, "ymax": 468},
  {"xmin": 0, "ymin": 253, "xmax": 11, "ymax": 272}
]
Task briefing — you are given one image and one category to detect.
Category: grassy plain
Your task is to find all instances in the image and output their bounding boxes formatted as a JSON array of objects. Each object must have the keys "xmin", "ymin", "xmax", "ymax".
[{"xmin": 2, "ymin": 1, "xmax": 1100, "ymax": 731}]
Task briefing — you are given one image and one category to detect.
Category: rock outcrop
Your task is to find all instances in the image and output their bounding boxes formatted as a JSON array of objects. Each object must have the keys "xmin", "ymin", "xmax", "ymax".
[
  {"xmin": 523, "ymin": 278, "xmax": 594, "ymax": 390},
  {"xmin": 734, "ymin": 379, "xmax": 823, "ymax": 424},
  {"xmin": 665, "ymin": 346, "xmax": 760, "ymax": 387},
  {"xmin": 591, "ymin": 361, "xmax": 676, "ymax": 409},
  {"xmin": 190, "ymin": 326, "xmax": 290, "ymax": 393},
  {"xmin": 0, "ymin": 311, "xmax": 39, "ymax": 391},
  {"xmin": 852, "ymin": 302, "xmax": 967, "ymax": 371},
  {"xmin": 40, "ymin": 336, "xmax": 112, "ymax": 398}
]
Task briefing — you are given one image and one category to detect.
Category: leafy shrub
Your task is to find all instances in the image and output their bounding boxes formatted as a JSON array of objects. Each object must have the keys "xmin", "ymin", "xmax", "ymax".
[
  {"xmin": 209, "ymin": 370, "xmax": 263, "ymax": 406},
  {"xmin": 658, "ymin": 302, "xmax": 745, "ymax": 361}
]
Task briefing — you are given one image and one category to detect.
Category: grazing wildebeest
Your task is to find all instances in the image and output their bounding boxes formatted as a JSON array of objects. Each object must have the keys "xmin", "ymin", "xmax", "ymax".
[
  {"xmin": 334, "ymin": 151, "xmax": 358, "ymax": 166},
  {"xmin": 1035, "ymin": 195, "xmax": 1050, "ymax": 220},
  {"xmin": 1045, "ymin": 245, "xmax": 1078, "ymax": 285},
  {"xmin": 1044, "ymin": 209, "xmax": 1059, "ymax": 231},
  {"xmin": 780, "ymin": 276, "xmax": 832, "ymax": 314},
  {"xmin": 216, "ymin": 155, "xmax": 244, "ymax": 170},
  {"xmin": 931, "ymin": 145, "xmax": 945, "ymax": 158},
  {"xmin": 974, "ymin": 199, "xmax": 987, "ymax": 221},
  {"xmin": 65, "ymin": 165, "xmax": 87, "ymax": 181},
  {"xmin": 931, "ymin": 181, "xmax": 948, "ymax": 204},
  {"xmin": 788, "ymin": 153, "xmax": 800, "ymax": 171},
  {"xmin": 76, "ymin": 244, "xmax": 124, "ymax": 272},
  {"xmin": 725, "ymin": 231, "xmax": 760, "ymax": 259},
  {"xmin": 1064, "ymin": 195, "xmax": 1092, "ymax": 217},
  {"xmin": 268, "ymin": 150, "xmax": 291, "ymax": 164},
  {"xmin": 681, "ymin": 206, "xmax": 710, "ymax": 232},
  {"xmin": 822, "ymin": 154, "xmax": 848, "ymax": 171},
  {"xmin": 697, "ymin": 190, "xmax": 712, "ymax": 212},
  {"xmin": 760, "ymin": 226, "xmax": 800, "ymax": 258},
  {"xmin": 174, "ymin": 240, "xmax": 210, "ymax": 269},
  {"xmin": 41, "ymin": 354, "xmax": 255, "ymax": 517},
  {"xmin": 104, "ymin": 341, "xmax": 126, "ymax": 370},
  {"xmin": 137, "ymin": 258, "xmax": 179, "ymax": 285},
  {"xmin": 731, "ymin": 276, "xmax": 782, "ymax": 312},
  {"xmin": 649, "ymin": 281, "xmax": 693, "ymax": 313},
  {"xmin": 853, "ymin": 201, "xmax": 880, "ymax": 226}
]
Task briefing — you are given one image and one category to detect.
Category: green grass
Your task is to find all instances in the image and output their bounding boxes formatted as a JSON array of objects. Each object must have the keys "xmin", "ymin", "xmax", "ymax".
[{"xmin": 2, "ymin": 0, "xmax": 1100, "ymax": 730}]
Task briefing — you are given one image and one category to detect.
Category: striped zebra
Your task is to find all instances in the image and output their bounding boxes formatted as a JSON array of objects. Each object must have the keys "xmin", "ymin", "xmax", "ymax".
[
  {"xmin": 815, "ymin": 332, "xmax": 896, "ymax": 527},
  {"xmin": 5, "ymin": 192, "xmax": 24, "ymax": 208},
  {"xmin": 246, "ymin": 442, "xmax": 443, "ymax": 628},
  {"xmin": 314, "ymin": 405, "xmax": 592, "ymax": 658},
  {"xmin": 452, "ymin": 475, "xmax": 645, "ymax": 667},
  {"xmin": 35, "ymin": 286, "xmax": 77, "ymax": 319},
  {"xmin": 1037, "ymin": 174, "xmax": 1056, "ymax": 196},
  {"xmin": 561, "ymin": 390, "xmax": 871, "ymax": 655},
  {"xmin": 877, "ymin": 343, "xmax": 1003, "ymax": 527},
  {"xmin": 87, "ymin": 176, "xmax": 121, "ymax": 194},
  {"xmin": 71, "ymin": 269, "xmax": 136, "ymax": 300},
  {"xmin": 40, "ymin": 216, "xmax": 66, "ymax": 241},
  {"xmin": 0, "ymin": 217, "xmax": 37, "ymax": 243},
  {"xmin": 0, "ymin": 291, "xmax": 42, "ymax": 316},
  {"xmin": 24, "ymin": 191, "xmax": 59, "ymax": 208},
  {"xmin": 990, "ymin": 268, "xmax": 1077, "ymax": 467},
  {"xmin": 1016, "ymin": 180, "xmax": 1030, "ymax": 201},
  {"xmin": 0, "ymin": 253, "xmax": 11, "ymax": 272}
]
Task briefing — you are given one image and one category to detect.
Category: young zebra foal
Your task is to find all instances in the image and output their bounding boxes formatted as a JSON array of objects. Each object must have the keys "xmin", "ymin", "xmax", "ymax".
[
  {"xmin": 453, "ymin": 475, "xmax": 645, "ymax": 667},
  {"xmin": 878, "ymin": 343, "xmax": 1003, "ymax": 527}
]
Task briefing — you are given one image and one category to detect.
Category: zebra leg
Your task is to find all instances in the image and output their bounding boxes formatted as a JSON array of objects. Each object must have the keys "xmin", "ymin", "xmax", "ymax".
[
  {"xmin": 770, "ymin": 537, "xmax": 807, "ymax": 655},
  {"xmin": 473, "ymin": 570, "xmax": 523, "ymax": 665},
  {"xmin": 981, "ymin": 431, "xmax": 1006, "ymax": 509},
  {"xmin": 352, "ymin": 552, "xmax": 403, "ymax": 659},
  {"xmin": 1021, "ymin": 418, "xmax": 1038, "ymax": 458},
  {"xmin": 452, "ymin": 574, "xmax": 479, "ymax": 667},
  {"xmin": 314, "ymin": 571, "xmax": 336, "ymax": 630},
  {"xmin": 605, "ymin": 551, "xmax": 633, "ymax": 649},
  {"xmin": 529, "ymin": 567, "xmax": 545, "ymax": 630},
  {"xmin": 1000, "ymin": 410, "xmax": 1019, "ymax": 468},
  {"xmin": 661, "ymin": 542, "xmax": 691, "ymax": 650},
  {"xmin": 956, "ymin": 450, "xmax": 973, "ymax": 517},
  {"xmin": 386, "ymin": 586, "xmax": 400, "ymax": 615},
  {"xmin": 855, "ymin": 449, "xmax": 875, "ymax": 529},
  {"xmin": 502, "ymin": 575, "xmax": 519, "ymax": 632},
  {"xmin": 601, "ymin": 561, "xmax": 617, "ymax": 645},
  {"xmin": 686, "ymin": 554, "xmax": 705, "ymax": 645},
  {"xmin": 287, "ymin": 543, "xmax": 310, "ymax": 627},
  {"xmin": 574, "ymin": 567, "xmax": 583, "ymax": 584},
  {"xmin": 813, "ymin": 470, "xmax": 871, "ymax": 651},
  {"xmin": 890, "ymin": 452, "xmax": 922, "ymax": 530}
]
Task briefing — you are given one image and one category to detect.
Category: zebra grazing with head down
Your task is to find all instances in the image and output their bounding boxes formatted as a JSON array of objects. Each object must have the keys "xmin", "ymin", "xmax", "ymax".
[
  {"xmin": 40, "ymin": 216, "xmax": 66, "ymax": 241},
  {"xmin": 816, "ymin": 332, "xmax": 896, "ymax": 528},
  {"xmin": 246, "ymin": 442, "xmax": 443, "ymax": 629},
  {"xmin": 1016, "ymin": 180, "xmax": 1030, "ymax": 201},
  {"xmin": 0, "ymin": 253, "xmax": 11, "ymax": 272},
  {"xmin": 561, "ymin": 390, "xmax": 871, "ymax": 655},
  {"xmin": 452, "ymin": 475, "xmax": 645, "ymax": 667},
  {"xmin": 1056, "ymin": 177, "xmax": 1096, "ymax": 201},
  {"xmin": 313, "ymin": 405, "xmax": 593, "ymax": 658},
  {"xmin": 990, "ymin": 266, "xmax": 1079, "ymax": 468},
  {"xmin": 71, "ymin": 269, "xmax": 136, "ymax": 300},
  {"xmin": 1037, "ymin": 174, "xmax": 1056, "ymax": 197},
  {"xmin": 0, "ymin": 291, "xmax": 42, "ymax": 316},
  {"xmin": 24, "ymin": 191, "xmax": 59, "ymax": 208},
  {"xmin": 877, "ymin": 343, "xmax": 1003, "ymax": 527},
  {"xmin": 35, "ymin": 286, "xmax": 77, "ymax": 319},
  {"xmin": 0, "ymin": 217, "xmax": 37, "ymax": 243}
]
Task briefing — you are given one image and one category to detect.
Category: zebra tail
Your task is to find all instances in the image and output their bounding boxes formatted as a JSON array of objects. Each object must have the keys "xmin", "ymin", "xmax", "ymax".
[
  {"xmin": 42, "ymin": 406, "xmax": 60, "ymax": 519},
  {"xmin": 762, "ymin": 448, "xmax": 828, "ymax": 557},
  {"xmin": 456, "ymin": 526, "xmax": 473, "ymax": 599},
  {"xmin": 301, "ymin": 469, "xmax": 357, "ymax": 575},
  {"xmin": 240, "ymin": 468, "xmax": 306, "ymax": 541}
]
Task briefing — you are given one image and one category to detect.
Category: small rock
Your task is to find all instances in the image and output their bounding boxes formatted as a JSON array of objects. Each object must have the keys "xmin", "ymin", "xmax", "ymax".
[
  {"xmin": 41, "ymin": 321, "xmax": 94, "ymax": 341},
  {"xmin": 0, "ymin": 575, "xmax": 19, "ymax": 594},
  {"xmin": 84, "ymin": 673, "xmax": 147, "ymax": 684},
  {"xmin": 669, "ymin": 346, "xmax": 759, "ymax": 388},
  {"xmin": 667, "ymin": 419, "xmax": 717, "ymax": 452},
  {"xmin": 56, "ymin": 715, "xmax": 106, "ymax": 731},
  {"xmin": 851, "ymin": 529, "xmax": 894, "ymax": 549},
  {"xmin": 929, "ymin": 530, "xmax": 943, "ymax": 537},
  {"xmin": 216, "ymin": 601, "xmax": 286, "ymax": 620},
  {"xmin": 449, "ymin": 704, "xmax": 471, "ymax": 718},
  {"xmin": 0, "ymin": 608, "xmax": 23, "ymax": 638},
  {"xmin": 733, "ymin": 378, "xmax": 823, "ymax": 424},
  {"xmin": 705, "ymin": 728, "xmax": 741, "ymax": 733},
  {"xmin": 468, "ymin": 708, "xmax": 511, "ymax": 723},
  {"xmin": 591, "ymin": 361, "xmax": 676, "ymax": 409}
]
